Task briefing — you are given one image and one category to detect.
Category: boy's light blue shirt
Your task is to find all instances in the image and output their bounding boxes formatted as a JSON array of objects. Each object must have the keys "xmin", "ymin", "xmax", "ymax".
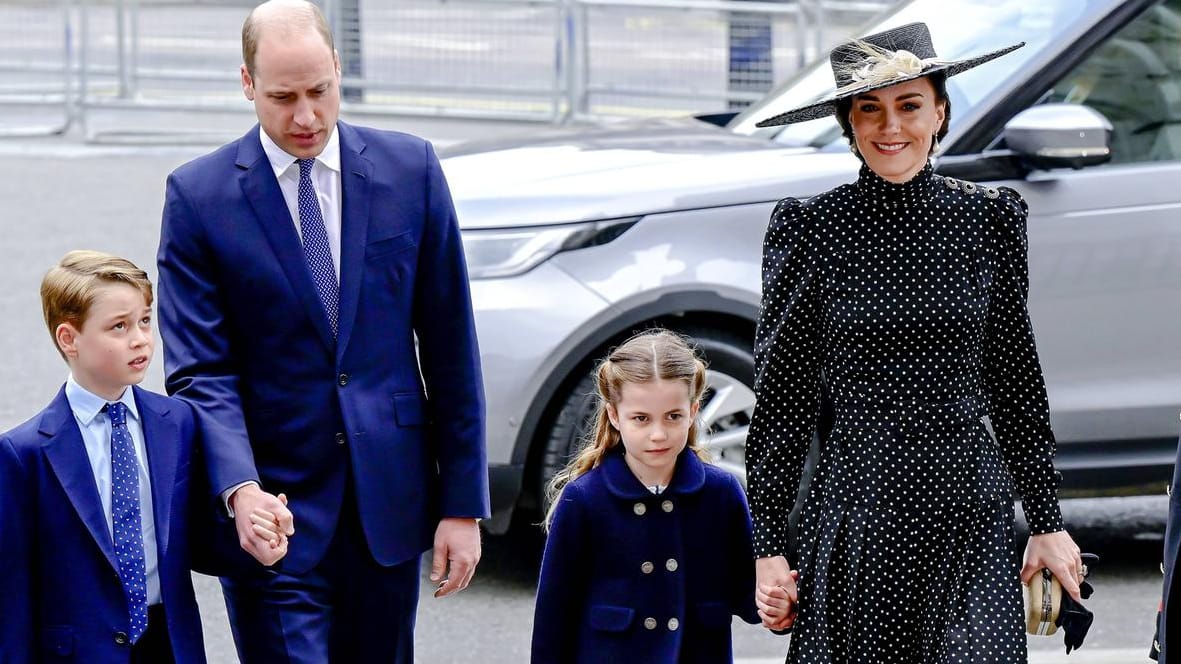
[{"xmin": 64, "ymin": 375, "xmax": 161, "ymax": 605}]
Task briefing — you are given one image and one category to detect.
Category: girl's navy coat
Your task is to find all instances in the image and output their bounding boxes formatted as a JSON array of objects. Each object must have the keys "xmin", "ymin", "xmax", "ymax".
[{"xmin": 531, "ymin": 447, "xmax": 760, "ymax": 663}]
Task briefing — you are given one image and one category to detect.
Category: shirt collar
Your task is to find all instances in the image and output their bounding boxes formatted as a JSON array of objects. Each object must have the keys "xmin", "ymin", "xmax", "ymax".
[
  {"xmin": 65, "ymin": 375, "xmax": 139, "ymax": 426},
  {"xmin": 258, "ymin": 124, "xmax": 341, "ymax": 179}
]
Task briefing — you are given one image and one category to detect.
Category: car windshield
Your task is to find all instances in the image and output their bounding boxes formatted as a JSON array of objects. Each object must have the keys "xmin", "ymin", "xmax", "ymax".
[{"xmin": 729, "ymin": 0, "xmax": 1111, "ymax": 148}]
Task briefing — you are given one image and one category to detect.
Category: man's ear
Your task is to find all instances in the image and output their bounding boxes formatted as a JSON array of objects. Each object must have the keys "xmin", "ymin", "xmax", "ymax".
[
  {"xmin": 334, "ymin": 49, "xmax": 342, "ymax": 80},
  {"xmin": 55, "ymin": 323, "xmax": 79, "ymax": 359},
  {"xmin": 241, "ymin": 64, "xmax": 255, "ymax": 101}
]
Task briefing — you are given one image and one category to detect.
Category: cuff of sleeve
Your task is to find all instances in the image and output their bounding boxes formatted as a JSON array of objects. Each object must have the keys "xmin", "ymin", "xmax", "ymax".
[
  {"xmin": 752, "ymin": 520, "xmax": 791, "ymax": 559},
  {"xmin": 1021, "ymin": 490, "xmax": 1064, "ymax": 534},
  {"xmin": 221, "ymin": 480, "xmax": 260, "ymax": 518}
]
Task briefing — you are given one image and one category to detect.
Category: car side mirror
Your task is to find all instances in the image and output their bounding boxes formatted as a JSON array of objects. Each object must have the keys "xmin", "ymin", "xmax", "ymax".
[{"xmin": 1004, "ymin": 103, "xmax": 1113, "ymax": 170}]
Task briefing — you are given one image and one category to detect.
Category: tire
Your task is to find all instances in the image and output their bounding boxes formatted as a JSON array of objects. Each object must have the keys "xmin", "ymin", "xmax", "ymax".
[{"xmin": 537, "ymin": 326, "xmax": 755, "ymax": 502}]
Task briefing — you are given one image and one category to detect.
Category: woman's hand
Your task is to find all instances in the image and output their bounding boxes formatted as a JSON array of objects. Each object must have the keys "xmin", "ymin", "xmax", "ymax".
[
  {"xmin": 1022, "ymin": 530, "xmax": 1084, "ymax": 601},
  {"xmin": 756, "ymin": 555, "xmax": 798, "ymax": 631}
]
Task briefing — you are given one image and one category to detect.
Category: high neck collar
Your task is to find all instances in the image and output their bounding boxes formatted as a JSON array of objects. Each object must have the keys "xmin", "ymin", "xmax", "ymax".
[{"xmin": 855, "ymin": 161, "xmax": 937, "ymax": 204}]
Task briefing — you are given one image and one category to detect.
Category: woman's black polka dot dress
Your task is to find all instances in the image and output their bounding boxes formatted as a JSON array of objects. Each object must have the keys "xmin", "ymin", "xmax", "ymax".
[{"xmin": 747, "ymin": 162, "xmax": 1064, "ymax": 663}]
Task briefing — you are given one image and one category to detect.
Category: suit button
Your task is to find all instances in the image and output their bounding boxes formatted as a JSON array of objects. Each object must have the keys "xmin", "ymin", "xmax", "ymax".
[
  {"xmin": 335, "ymin": 432, "xmax": 347, "ymax": 445},
  {"xmin": 643, "ymin": 617, "xmax": 657, "ymax": 630},
  {"xmin": 665, "ymin": 558, "xmax": 678, "ymax": 572},
  {"xmin": 114, "ymin": 632, "xmax": 129, "ymax": 646},
  {"xmin": 633, "ymin": 502, "xmax": 647, "ymax": 516},
  {"xmin": 640, "ymin": 561, "xmax": 654, "ymax": 574},
  {"xmin": 667, "ymin": 617, "xmax": 680, "ymax": 631},
  {"xmin": 661, "ymin": 500, "xmax": 674, "ymax": 513},
  {"xmin": 338, "ymin": 373, "xmax": 350, "ymax": 387}
]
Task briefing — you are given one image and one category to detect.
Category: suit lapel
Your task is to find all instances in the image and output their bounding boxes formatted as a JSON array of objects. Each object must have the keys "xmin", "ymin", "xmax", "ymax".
[
  {"xmin": 40, "ymin": 389, "xmax": 120, "ymax": 573},
  {"xmin": 237, "ymin": 127, "xmax": 336, "ymax": 355},
  {"xmin": 135, "ymin": 388, "xmax": 180, "ymax": 560},
  {"xmin": 336, "ymin": 122, "xmax": 373, "ymax": 359}
]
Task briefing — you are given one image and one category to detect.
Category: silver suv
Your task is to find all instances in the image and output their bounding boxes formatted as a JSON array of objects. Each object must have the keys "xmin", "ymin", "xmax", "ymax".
[{"xmin": 442, "ymin": 0, "xmax": 1181, "ymax": 533}]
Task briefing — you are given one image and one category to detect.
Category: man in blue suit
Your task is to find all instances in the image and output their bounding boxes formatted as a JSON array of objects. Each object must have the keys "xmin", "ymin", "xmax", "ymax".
[
  {"xmin": 0, "ymin": 251, "xmax": 248, "ymax": 663},
  {"xmin": 156, "ymin": 1, "xmax": 489, "ymax": 661}
]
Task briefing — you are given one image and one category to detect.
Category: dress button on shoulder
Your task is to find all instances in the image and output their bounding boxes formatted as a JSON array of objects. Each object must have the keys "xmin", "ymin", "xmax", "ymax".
[
  {"xmin": 668, "ymin": 617, "xmax": 680, "ymax": 631},
  {"xmin": 641, "ymin": 561, "xmax": 654, "ymax": 574},
  {"xmin": 984, "ymin": 186, "xmax": 1000, "ymax": 199},
  {"xmin": 644, "ymin": 617, "xmax": 658, "ymax": 630}
]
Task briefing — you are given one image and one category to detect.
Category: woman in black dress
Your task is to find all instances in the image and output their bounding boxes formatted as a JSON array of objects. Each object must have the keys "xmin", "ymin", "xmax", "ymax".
[{"xmin": 745, "ymin": 23, "xmax": 1085, "ymax": 663}]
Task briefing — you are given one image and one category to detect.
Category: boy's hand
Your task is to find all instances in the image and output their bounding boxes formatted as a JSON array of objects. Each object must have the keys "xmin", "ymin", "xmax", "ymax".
[{"xmin": 230, "ymin": 485, "xmax": 293, "ymax": 566}]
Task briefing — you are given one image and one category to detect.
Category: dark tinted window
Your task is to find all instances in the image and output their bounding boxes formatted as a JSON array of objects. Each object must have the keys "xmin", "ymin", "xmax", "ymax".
[{"xmin": 1045, "ymin": 0, "xmax": 1181, "ymax": 164}]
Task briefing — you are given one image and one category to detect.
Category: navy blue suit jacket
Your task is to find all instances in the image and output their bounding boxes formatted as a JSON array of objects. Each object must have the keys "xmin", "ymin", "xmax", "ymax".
[
  {"xmin": 531, "ymin": 449, "xmax": 760, "ymax": 664},
  {"xmin": 0, "ymin": 386, "xmax": 206, "ymax": 664},
  {"xmin": 157, "ymin": 122, "xmax": 488, "ymax": 574}
]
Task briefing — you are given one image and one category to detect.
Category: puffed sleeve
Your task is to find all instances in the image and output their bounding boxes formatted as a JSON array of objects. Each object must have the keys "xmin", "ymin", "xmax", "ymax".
[
  {"xmin": 531, "ymin": 482, "xmax": 590, "ymax": 663},
  {"xmin": 984, "ymin": 187, "xmax": 1064, "ymax": 534},
  {"xmin": 746, "ymin": 198, "xmax": 825, "ymax": 558}
]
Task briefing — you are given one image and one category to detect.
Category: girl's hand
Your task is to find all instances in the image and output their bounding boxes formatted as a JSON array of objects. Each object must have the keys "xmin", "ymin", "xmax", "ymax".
[
  {"xmin": 1022, "ymin": 530, "xmax": 1084, "ymax": 601},
  {"xmin": 756, "ymin": 556, "xmax": 798, "ymax": 630}
]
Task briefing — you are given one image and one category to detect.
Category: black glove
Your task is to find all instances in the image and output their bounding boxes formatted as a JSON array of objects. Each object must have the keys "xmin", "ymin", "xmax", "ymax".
[{"xmin": 1057, "ymin": 552, "xmax": 1099, "ymax": 654}]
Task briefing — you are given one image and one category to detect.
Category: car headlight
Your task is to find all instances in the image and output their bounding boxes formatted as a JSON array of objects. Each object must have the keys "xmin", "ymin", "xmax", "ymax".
[{"xmin": 461, "ymin": 218, "xmax": 638, "ymax": 279}]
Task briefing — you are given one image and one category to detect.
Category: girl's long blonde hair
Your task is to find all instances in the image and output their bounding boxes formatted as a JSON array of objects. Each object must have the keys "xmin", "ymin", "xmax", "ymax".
[{"xmin": 543, "ymin": 329, "xmax": 710, "ymax": 529}]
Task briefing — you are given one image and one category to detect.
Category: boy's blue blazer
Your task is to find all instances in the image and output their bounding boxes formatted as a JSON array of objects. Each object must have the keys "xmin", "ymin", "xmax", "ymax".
[
  {"xmin": 531, "ymin": 448, "xmax": 760, "ymax": 664},
  {"xmin": 0, "ymin": 385, "xmax": 207, "ymax": 663}
]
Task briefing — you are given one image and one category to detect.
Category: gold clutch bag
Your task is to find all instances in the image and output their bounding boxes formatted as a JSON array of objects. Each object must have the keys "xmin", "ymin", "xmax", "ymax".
[{"xmin": 1024, "ymin": 568, "xmax": 1063, "ymax": 635}]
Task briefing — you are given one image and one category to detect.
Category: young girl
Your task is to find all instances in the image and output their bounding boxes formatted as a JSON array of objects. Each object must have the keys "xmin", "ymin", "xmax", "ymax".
[{"xmin": 530, "ymin": 329, "xmax": 762, "ymax": 664}]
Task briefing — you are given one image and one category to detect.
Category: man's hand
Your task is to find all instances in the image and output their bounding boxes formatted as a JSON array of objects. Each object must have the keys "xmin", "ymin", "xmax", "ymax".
[
  {"xmin": 1022, "ymin": 530, "xmax": 1084, "ymax": 602},
  {"xmin": 756, "ymin": 555, "xmax": 798, "ymax": 631},
  {"xmin": 430, "ymin": 517, "xmax": 481, "ymax": 598},
  {"xmin": 229, "ymin": 484, "xmax": 294, "ymax": 567}
]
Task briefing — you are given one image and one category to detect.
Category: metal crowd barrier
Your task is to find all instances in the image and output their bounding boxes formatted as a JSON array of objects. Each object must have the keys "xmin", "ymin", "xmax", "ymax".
[
  {"xmin": 0, "ymin": 0, "xmax": 894, "ymax": 142},
  {"xmin": 0, "ymin": 0, "xmax": 73, "ymax": 137}
]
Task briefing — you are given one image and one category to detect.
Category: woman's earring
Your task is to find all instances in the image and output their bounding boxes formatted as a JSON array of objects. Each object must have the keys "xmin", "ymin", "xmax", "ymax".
[
  {"xmin": 850, "ymin": 141, "xmax": 860, "ymax": 156},
  {"xmin": 931, "ymin": 134, "xmax": 941, "ymax": 155}
]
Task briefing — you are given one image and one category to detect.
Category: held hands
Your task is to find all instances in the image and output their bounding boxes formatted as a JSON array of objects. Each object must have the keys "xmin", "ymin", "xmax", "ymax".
[
  {"xmin": 229, "ymin": 484, "xmax": 294, "ymax": 567},
  {"xmin": 1022, "ymin": 530, "xmax": 1084, "ymax": 602},
  {"xmin": 430, "ymin": 517, "xmax": 482, "ymax": 598},
  {"xmin": 756, "ymin": 555, "xmax": 799, "ymax": 631}
]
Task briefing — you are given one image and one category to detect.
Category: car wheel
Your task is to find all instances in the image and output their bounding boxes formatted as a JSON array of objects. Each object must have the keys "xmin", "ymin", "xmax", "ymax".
[{"xmin": 538, "ymin": 327, "xmax": 755, "ymax": 502}]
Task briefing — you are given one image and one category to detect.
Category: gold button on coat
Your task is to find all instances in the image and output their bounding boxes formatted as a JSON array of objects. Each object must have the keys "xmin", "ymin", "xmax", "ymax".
[
  {"xmin": 641, "ymin": 561, "xmax": 654, "ymax": 574},
  {"xmin": 644, "ymin": 617, "xmax": 657, "ymax": 630},
  {"xmin": 667, "ymin": 618, "xmax": 680, "ymax": 631},
  {"xmin": 661, "ymin": 500, "xmax": 674, "ymax": 513},
  {"xmin": 665, "ymin": 558, "xmax": 678, "ymax": 572},
  {"xmin": 633, "ymin": 502, "xmax": 647, "ymax": 516}
]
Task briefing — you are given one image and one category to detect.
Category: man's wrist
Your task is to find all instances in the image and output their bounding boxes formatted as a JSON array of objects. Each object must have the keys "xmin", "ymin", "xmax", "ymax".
[{"xmin": 222, "ymin": 480, "xmax": 261, "ymax": 517}]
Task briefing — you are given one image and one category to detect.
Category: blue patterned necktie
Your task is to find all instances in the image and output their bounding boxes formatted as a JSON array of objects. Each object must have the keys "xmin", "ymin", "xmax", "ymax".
[
  {"xmin": 106, "ymin": 401, "xmax": 149, "ymax": 642},
  {"xmin": 297, "ymin": 158, "xmax": 339, "ymax": 335}
]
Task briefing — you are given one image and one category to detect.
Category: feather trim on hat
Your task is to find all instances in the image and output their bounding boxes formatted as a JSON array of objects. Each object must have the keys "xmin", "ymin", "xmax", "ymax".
[{"xmin": 834, "ymin": 40, "xmax": 950, "ymax": 95}]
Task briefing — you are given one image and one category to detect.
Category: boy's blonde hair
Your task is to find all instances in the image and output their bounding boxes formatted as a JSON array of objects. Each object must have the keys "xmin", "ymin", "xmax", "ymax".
[
  {"xmin": 41, "ymin": 250, "xmax": 154, "ymax": 360},
  {"xmin": 544, "ymin": 329, "xmax": 710, "ymax": 529}
]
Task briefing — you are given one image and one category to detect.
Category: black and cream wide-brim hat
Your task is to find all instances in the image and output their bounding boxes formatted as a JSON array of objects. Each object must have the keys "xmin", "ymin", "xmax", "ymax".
[{"xmin": 755, "ymin": 22, "xmax": 1024, "ymax": 127}]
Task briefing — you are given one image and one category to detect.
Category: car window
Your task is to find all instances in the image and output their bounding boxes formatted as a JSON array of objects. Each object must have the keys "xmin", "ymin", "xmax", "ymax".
[
  {"xmin": 728, "ymin": 0, "xmax": 1107, "ymax": 149},
  {"xmin": 1041, "ymin": 0, "xmax": 1181, "ymax": 164}
]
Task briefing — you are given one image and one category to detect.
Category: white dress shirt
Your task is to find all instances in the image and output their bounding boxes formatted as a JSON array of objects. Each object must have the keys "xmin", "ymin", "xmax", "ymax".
[
  {"xmin": 259, "ymin": 124, "xmax": 343, "ymax": 280},
  {"xmin": 65, "ymin": 376, "xmax": 160, "ymax": 605}
]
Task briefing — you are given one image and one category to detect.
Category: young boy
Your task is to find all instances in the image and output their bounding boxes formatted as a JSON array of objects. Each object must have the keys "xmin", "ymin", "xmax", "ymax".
[{"xmin": 0, "ymin": 250, "xmax": 286, "ymax": 663}]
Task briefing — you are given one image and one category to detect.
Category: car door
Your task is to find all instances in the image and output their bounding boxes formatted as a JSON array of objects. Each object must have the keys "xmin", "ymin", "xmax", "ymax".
[{"xmin": 987, "ymin": 0, "xmax": 1181, "ymax": 487}]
